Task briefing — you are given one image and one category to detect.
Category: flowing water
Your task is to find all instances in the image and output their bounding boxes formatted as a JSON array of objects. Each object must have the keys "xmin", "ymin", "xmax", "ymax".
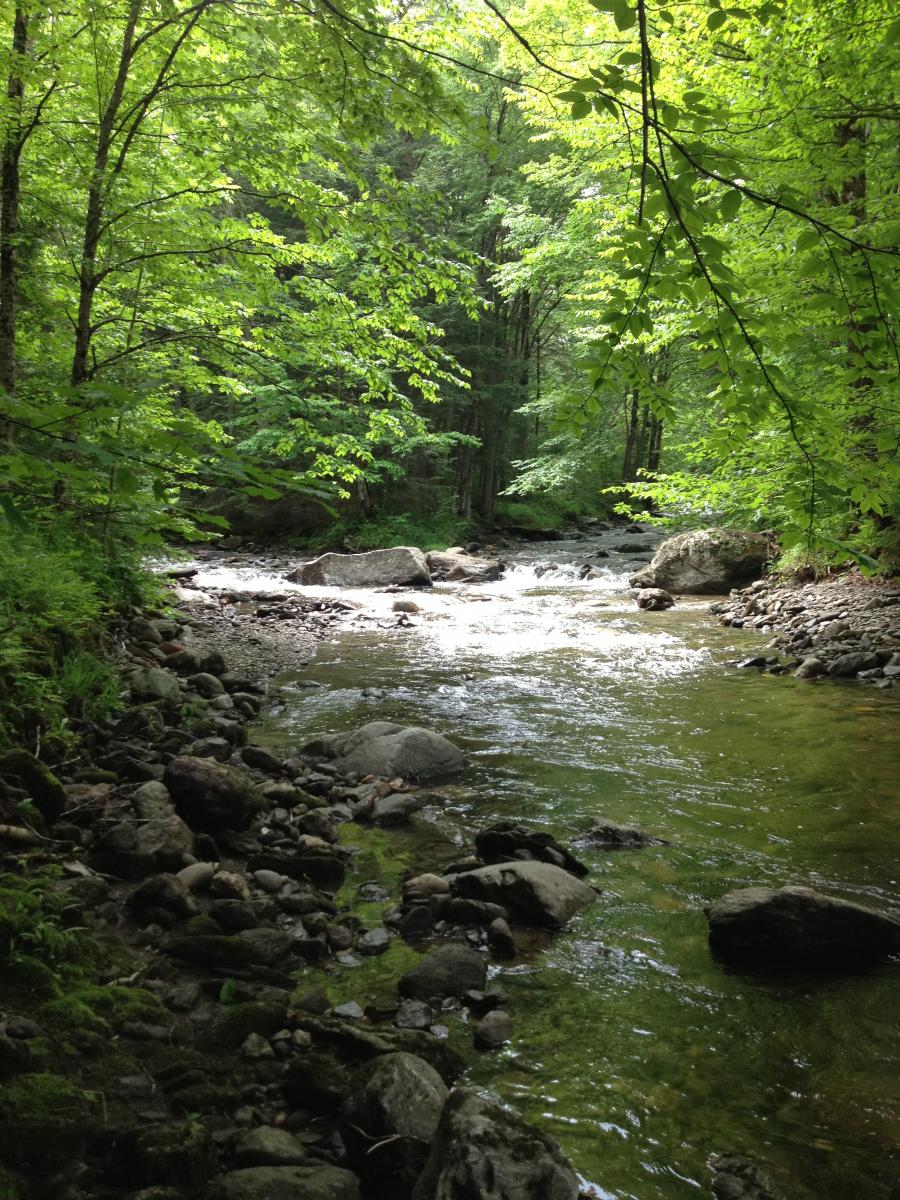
[{"xmin": 191, "ymin": 535, "xmax": 900, "ymax": 1199}]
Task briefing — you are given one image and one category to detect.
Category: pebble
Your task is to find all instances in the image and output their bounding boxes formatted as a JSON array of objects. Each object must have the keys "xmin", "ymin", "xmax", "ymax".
[
  {"xmin": 333, "ymin": 1001, "xmax": 365, "ymax": 1021},
  {"xmin": 176, "ymin": 862, "xmax": 216, "ymax": 891},
  {"xmin": 253, "ymin": 869, "xmax": 286, "ymax": 893}
]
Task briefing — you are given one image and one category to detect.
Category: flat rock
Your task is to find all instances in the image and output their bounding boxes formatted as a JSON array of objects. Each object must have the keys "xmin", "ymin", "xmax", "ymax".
[
  {"xmin": 207, "ymin": 1165, "xmax": 360, "ymax": 1200},
  {"xmin": 706, "ymin": 884, "xmax": 900, "ymax": 965},
  {"xmin": 451, "ymin": 860, "xmax": 596, "ymax": 928},
  {"xmin": 292, "ymin": 546, "xmax": 431, "ymax": 588}
]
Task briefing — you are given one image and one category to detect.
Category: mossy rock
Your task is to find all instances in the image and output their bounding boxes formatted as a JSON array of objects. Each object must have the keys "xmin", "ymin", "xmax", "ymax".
[
  {"xmin": 0, "ymin": 1073, "xmax": 95, "ymax": 1169},
  {"xmin": 36, "ymin": 996, "xmax": 111, "ymax": 1055},
  {"xmin": 167, "ymin": 1082, "xmax": 242, "ymax": 1113},
  {"xmin": 198, "ymin": 997, "xmax": 289, "ymax": 1052},
  {"xmin": 73, "ymin": 983, "xmax": 167, "ymax": 1028},
  {"xmin": 283, "ymin": 1051, "xmax": 353, "ymax": 1112},
  {"xmin": 0, "ymin": 956, "xmax": 61, "ymax": 1005},
  {"xmin": 0, "ymin": 749, "xmax": 67, "ymax": 823},
  {"xmin": 164, "ymin": 934, "xmax": 257, "ymax": 971},
  {"xmin": 107, "ymin": 1122, "xmax": 216, "ymax": 1189}
]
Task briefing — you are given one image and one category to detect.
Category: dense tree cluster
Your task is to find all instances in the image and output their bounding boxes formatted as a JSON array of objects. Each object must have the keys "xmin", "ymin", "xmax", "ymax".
[{"xmin": 0, "ymin": 0, "xmax": 896, "ymax": 562}]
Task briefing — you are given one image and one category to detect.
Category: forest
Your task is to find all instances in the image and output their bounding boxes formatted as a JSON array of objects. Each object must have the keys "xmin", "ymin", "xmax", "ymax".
[{"xmin": 1, "ymin": 5, "xmax": 899, "ymax": 1200}]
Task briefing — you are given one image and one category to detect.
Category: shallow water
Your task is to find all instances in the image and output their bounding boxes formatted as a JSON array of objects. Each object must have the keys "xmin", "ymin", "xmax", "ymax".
[{"xmin": 195, "ymin": 537, "xmax": 900, "ymax": 1198}]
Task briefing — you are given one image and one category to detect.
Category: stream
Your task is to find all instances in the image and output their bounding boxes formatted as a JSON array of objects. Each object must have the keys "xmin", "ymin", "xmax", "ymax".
[{"xmin": 189, "ymin": 532, "xmax": 900, "ymax": 1200}]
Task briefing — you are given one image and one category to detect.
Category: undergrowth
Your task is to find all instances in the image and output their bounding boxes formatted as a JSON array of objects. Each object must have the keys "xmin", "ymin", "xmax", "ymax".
[{"xmin": 0, "ymin": 523, "xmax": 155, "ymax": 750}]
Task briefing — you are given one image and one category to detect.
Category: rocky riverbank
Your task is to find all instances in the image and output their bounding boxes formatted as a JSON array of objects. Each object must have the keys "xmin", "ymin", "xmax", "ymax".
[
  {"xmin": 0, "ymin": 584, "xmax": 615, "ymax": 1200},
  {"xmin": 711, "ymin": 574, "xmax": 900, "ymax": 685},
  {"xmin": 3, "ymin": 546, "xmax": 898, "ymax": 1200}
]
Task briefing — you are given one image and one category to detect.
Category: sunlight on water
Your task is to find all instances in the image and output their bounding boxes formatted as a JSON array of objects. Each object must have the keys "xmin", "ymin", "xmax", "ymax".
[{"xmin": 188, "ymin": 534, "xmax": 900, "ymax": 1200}]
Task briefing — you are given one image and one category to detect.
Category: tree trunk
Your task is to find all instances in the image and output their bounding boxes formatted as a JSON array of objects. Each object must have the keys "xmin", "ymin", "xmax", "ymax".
[{"xmin": 0, "ymin": 6, "xmax": 28, "ymax": 412}]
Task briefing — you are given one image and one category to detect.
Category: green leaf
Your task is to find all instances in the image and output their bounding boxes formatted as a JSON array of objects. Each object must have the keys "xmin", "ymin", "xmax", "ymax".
[
  {"xmin": 571, "ymin": 98, "xmax": 592, "ymax": 120},
  {"xmin": 794, "ymin": 227, "xmax": 820, "ymax": 252},
  {"xmin": 719, "ymin": 190, "xmax": 743, "ymax": 221},
  {"xmin": 613, "ymin": 4, "xmax": 637, "ymax": 31},
  {"xmin": 707, "ymin": 9, "xmax": 728, "ymax": 29},
  {"xmin": 0, "ymin": 495, "xmax": 28, "ymax": 530}
]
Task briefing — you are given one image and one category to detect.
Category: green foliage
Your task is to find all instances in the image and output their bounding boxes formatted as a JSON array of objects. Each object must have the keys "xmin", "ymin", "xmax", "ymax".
[
  {"xmin": 0, "ymin": 867, "xmax": 82, "ymax": 968},
  {"xmin": 0, "ymin": 525, "xmax": 148, "ymax": 747},
  {"xmin": 494, "ymin": 495, "xmax": 592, "ymax": 531},
  {"xmin": 310, "ymin": 506, "xmax": 474, "ymax": 553}
]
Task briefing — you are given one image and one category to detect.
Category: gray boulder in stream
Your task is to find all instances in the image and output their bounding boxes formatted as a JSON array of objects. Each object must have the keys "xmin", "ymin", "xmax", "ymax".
[
  {"xmin": 411, "ymin": 1088, "xmax": 579, "ymax": 1200},
  {"xmin": 451, "ymin": 860, "xmax": 596, "ymax": 928},
  {"xmin": 308, "ymin": 721, "xmax": 464, "ymax": 782},
  {"xmin": 427, "ymin": 548, "xmax": 503, "ymax": 583},
  {"xmin": 629, "ymin": 528, "xmax": 771, "ymax": 594},
  {"xmin": 290, "ymin": 546, "xmax": 431, "ymax": 587},
  {"xmin": 706, "ymin": 885, "xmax": 900, "ymax": 965}
]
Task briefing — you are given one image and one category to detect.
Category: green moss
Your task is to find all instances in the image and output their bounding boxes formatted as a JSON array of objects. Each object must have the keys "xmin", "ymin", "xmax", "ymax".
[
  {"xmin": 36, "ymin": 996, "xmax": 111, "ymax": 1055},
  {"xmin": 0, "ymin": 1073, "xmax": 95, "ymax": 1169},
  {"xmin": 0, "ymin": 955, "xmax": 61, "ymax": 1005},
  {"xmin": 198, "ymin": 997, "xmax": 289, "ymax": 1052},
  {"xmin": 73, "ymin": 983, "xmax": 167, "ymax": 1027},
  {"xmin": 165, "ymin": 933, "xmax": 256, "ymax": 970}
]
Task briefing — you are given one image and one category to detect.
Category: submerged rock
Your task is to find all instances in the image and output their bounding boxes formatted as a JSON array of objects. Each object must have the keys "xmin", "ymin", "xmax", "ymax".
[
  {"xmin": 451, "ymin": 860, "xmax": 596, "ymax": 928},
  {"xmin": 575, "ymin": 819, "xmax": 669, "ymax": 850},
  {"xmin": 706, "ymin": 885, "xmax": 900, "ymax": 965},
  {"xmin": 411, "ymin": 1088, "xmax": 579, "ymax": 1200},
  {"xmin": 291, "ymin": 546, "xmax": 431, "ymax": 588},
  {"xmin": 709, "ymin": 1154, "xmax": 788, "ymax": 1200},
  {"xmin": 630, "ymin": 528, "xmax": 771, "ymax": 594}
]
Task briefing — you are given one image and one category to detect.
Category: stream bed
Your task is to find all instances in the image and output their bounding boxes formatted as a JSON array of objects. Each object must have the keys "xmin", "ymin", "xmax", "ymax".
[{"xmin": 191, "ymin": 535, "xmax": 900, "ymax": 1199}]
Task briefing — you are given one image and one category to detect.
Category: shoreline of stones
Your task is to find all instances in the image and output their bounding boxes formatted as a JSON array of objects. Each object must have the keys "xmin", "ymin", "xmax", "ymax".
[
  {"xmin": 0, "ymin": 591, "xmax": 640, "ymax": 1200},
  {"xmin": 2, "ymin": 566, "xmax": 899, "ymax": 1200},
  {"xmin": 710, "ymin": 575, "xmax": 900, "ymax": 685}
]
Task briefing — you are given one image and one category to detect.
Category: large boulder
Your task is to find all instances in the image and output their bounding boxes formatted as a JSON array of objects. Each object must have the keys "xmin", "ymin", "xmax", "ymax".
[
  {"xmin": 163, "ymin": 756, "xmax": 267, "ymax": 832},
  {"xmin": 398, "ymin": 944, "xmax": 487, "ymax": 1001},
  {"xmin": 342, "ymin": 1053, "xmax": 449, "ymax": 1196},
  {"xmin": 411, "ymin": 1088, "xmax": 579, "ymax": 1200},
  {"xmin": 706, "ymin": 885, "xmax": 900, "ymax": 965},
  {"xmin": 316, "ymin": 721, "xmax": 464, "ymax": 782},
  {"xmin": 451, "ymin": 860, "xmax": 596, "ymax": 929},
  {"xmin": 629, "ymin": 528, "xmax": 771, "ymax": 594},
  {"xmin": 427, "ymin": 549, "xmax": 503, "ymax": 584},
  {"xmin": 291, "ymin": 547, "xmax": 431, "ymax": 588}
]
